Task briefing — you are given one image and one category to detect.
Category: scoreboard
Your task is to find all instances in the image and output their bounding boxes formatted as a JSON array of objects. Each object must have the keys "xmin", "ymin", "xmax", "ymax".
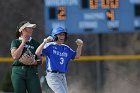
[{"xmin": 44, "ymin": 0, "xmax": 140, "ymax": 35}]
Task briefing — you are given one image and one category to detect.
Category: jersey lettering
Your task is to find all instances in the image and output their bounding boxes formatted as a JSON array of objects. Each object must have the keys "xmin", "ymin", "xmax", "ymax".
[
  {"xmin": 24, "ymin": 44, "xmax": 34, "ymax": 49},
  {"xmin": 53, "ymin": 50, "xmax": 68, "ymax": 57}
]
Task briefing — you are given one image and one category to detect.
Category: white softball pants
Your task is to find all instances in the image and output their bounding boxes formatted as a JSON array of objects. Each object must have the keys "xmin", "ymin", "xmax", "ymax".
[{"xmin": 45, "ymin": 72, "xmax": 68, "ymax": 93}]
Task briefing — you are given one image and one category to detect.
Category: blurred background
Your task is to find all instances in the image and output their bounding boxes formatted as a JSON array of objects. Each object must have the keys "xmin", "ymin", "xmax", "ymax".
[{"xmin": 1, "ymin": 0, "xmax": 140, "ymax": 93}]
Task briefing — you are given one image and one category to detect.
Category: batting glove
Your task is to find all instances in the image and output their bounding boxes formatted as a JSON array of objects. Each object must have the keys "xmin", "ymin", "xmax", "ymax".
[
  {"xmin": 43, "ymin": 36, "xmax": 54, "ymax": 43},
  {"xmin": 75, "ymin": 39, "xmax": 83, "ymax": 46}
]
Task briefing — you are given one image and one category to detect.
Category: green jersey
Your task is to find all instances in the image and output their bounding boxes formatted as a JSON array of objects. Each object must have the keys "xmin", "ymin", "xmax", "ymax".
[{"xmin": 10, "ymin": 38, "xmax": 40, "ymax": 66}]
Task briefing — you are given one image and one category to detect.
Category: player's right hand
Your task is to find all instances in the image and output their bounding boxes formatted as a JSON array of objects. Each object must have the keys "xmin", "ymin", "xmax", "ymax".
[
  {"xmin": 43, "ymin": 36, "xmax": 54, "ymax": 43},
  {"xmin": 22, "ymin": 35, "xmax": 30, "ymax": 44}
]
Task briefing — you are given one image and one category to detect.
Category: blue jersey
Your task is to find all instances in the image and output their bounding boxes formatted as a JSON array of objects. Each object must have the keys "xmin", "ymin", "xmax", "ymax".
[{"xmin": 42, "ymin": 42, "xmax": 76, "ymax": 73}]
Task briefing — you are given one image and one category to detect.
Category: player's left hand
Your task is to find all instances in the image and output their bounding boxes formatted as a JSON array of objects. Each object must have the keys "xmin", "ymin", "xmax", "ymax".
[
  {"xmin": 19, "ymin": 53, "xmax": 36, "ymax": 65},
  {"xmin": 75, "ymin": 39, "xmax": 83, "ymax": 46}
]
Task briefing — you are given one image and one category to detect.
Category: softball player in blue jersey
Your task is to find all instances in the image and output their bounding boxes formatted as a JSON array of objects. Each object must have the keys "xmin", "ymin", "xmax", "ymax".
[{"xmin": 36, "ymin": 27, "xmax": 83, "ymax": 93}]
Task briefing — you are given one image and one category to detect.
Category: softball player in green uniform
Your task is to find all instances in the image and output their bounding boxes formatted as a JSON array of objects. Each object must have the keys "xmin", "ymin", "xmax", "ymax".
[{"xmin": 10, "ymin": 21, "xmax": 42, "ymax": 93}]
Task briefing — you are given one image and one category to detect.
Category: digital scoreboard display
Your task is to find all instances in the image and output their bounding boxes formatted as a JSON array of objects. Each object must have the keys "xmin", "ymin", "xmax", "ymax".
[{"xmin": 44, "ymin": 0, "xmax": 140, "ymax": 34}]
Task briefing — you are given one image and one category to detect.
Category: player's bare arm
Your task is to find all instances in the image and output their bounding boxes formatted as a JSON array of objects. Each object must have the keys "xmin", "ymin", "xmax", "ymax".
[
  {"xmin": 11, "ymin": 35, "xmax": 29, "ymax": 59},
  {"xmin": 75, "ymin": 39, "xmax": 83, "ymax": 59},
  {"xmin": 35, "ymin": 36, "xmax": 54, "ymax": 56}
]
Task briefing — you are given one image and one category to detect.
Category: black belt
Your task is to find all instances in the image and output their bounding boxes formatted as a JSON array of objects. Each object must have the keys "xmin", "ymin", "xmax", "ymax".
[{"xmin": 47, "ymin": 70, "xmax": 65, "ymax": 74}]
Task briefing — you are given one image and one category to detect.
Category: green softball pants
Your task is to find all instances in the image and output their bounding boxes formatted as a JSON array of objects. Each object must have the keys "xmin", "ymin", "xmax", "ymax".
[{"xmin": 11, "ymin": 66, "xmax": 42, "ymax": 93}]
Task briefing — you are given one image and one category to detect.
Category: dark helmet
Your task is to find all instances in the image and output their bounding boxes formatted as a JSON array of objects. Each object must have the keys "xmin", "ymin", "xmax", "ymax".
[{"xmin": 51, "ymin": 27, "xmax": 67, "ymax": 41}]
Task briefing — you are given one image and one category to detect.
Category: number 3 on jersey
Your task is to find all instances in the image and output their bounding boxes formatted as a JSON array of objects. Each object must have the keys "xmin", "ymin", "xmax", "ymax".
[{"xmin": 60, "ymin": 57, "xmax": 64, "ymax": 64}]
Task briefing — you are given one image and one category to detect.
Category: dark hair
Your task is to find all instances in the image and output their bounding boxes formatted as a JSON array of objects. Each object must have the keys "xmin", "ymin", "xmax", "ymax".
[{"xmin": 16, "ymin": 21, "xmax": 29, "ymax": 38}]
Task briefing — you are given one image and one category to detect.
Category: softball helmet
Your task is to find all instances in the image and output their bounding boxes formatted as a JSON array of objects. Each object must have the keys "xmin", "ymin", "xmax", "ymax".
[{"xmin": 51, "ymin": 27, "xmax": 67, "ymax": 41}]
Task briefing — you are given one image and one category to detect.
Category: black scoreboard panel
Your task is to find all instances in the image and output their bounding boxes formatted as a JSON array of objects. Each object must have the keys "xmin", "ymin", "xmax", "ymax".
[{"xmin": 44, "ymin": 0, "xmax": 140, "ymax": 35}]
